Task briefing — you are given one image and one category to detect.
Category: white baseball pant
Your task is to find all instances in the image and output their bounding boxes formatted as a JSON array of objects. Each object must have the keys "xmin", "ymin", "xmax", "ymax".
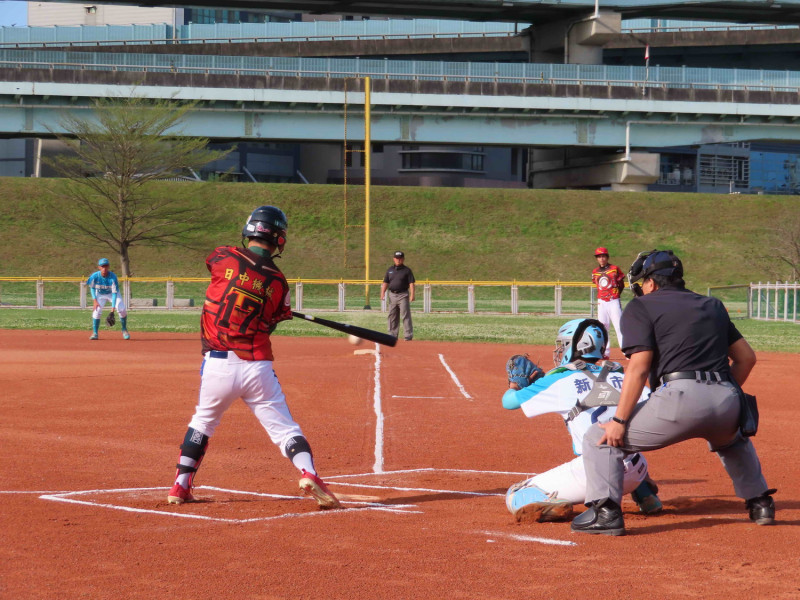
[
  {"xmin": 188, "ymin": 351, "xmax": 303, "ymax": 454},
  {"xmin": 597, "ymin": 298, "xmax": 623, "ymax": 357},
  {"xmin": 92, "ymin": 294, "xmax": 127, "ymax": 319},
  {"xmin": 528, "ymin": 452, "xmax": 649, "ymax": 504}
]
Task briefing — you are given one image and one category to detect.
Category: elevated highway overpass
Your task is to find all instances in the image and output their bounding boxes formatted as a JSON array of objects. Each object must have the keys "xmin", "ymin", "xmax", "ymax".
[
  {"xmin": 2, "ymin": 54, "xmax": 800, "ymax": 146},
  {"xmin": 32, "ymin": 0, "xmax": 800, "ymax": 25}
]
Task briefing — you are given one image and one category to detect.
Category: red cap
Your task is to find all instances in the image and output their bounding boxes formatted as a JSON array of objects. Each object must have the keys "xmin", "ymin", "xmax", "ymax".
[{"xmin": 594, "ymin": 247, "xmax": 609, "ymax": 256}]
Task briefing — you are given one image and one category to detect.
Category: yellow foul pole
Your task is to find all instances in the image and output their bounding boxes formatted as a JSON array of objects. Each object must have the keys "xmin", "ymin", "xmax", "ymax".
[{"xmin": 364, "ymin": 76, "xmax": 372, "ymax": 309}]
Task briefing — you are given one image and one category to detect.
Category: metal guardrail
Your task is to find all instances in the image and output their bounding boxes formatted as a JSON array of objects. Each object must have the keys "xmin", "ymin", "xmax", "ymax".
[
  {"xmin": 0, "ymin": 277, "xmax": 598, "ymax": 316},
  {"xmin": 4, "ymin": 60, "xmax": 800, "ymax": 94},
  {"xmin": 624, "ymin": 24, "xmax": 800, "ymax": 34},
  {"xmin": 0, "ymin": 30, "xmax": 517, "ymax": 50}
]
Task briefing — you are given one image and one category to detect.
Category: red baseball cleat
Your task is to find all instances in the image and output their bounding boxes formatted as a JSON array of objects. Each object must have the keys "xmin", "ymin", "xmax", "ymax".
[
  {"xmin": 299, "ymin": 470, "xmax": 342, "ymax": 509},
  {"xmin": 167, "ymin": 483, "xmax": 195, "ymax": 505}
]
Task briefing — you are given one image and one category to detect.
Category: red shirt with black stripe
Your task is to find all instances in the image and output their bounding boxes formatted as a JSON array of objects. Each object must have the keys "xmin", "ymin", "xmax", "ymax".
[
  {"xmin": 592, "ymin": 264, "xmax": 625, "ymax": 301},
  {"xmin": 201, "ymin": 246, "xmax": 292, "ymax": 360}
]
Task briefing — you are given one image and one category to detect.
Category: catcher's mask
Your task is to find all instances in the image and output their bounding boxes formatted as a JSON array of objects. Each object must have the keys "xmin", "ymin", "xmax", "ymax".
[
  {"xmin": 553, "ymin": 318, "xmax": 609, "ymax": 366},
  {"xmin": 627, "ymin": 249, "xmax": 683, "ymax": 296},
  {"xmin": 242, "ymin": 205, "xmax": 288, "ymax": 256}
]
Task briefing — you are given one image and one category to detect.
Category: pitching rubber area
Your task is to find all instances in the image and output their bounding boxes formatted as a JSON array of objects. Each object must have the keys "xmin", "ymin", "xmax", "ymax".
[{"xmin": 1, "ymin": 331, "xmax": 797, "ymax": 599}]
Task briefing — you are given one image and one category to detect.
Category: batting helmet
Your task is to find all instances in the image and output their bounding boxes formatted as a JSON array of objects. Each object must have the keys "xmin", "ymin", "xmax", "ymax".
[
  {"xmin": 242, "ymin": 205, "xmax": 288, "ymax": 254},
  {"xmin": 594, "ymin": 247, "xmax": 609, "ymax": 257},
  {"xmin": 553, "ymin": 318, "xmax": 609, "ymax": 366}
]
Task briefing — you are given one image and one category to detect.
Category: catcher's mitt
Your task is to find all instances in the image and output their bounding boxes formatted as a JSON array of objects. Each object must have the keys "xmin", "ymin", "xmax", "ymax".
[
  {"xmin": 106, "ymin": 312, "xmax": 116, "ymax": 327},
  {"xmin": 506, "ymin": 354, "xmax": 544, "ymax": 389}
]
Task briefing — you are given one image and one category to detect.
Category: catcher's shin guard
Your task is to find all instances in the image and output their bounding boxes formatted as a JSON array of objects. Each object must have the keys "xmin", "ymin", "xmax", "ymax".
[
  {"xmin": 630, "ymin": 477, "xmax": 663, "ymax": 514},
  {"xmin": 169, "ymin": 427, "xmax": 209, "ymax": 504},
  {"xmin": 506, "ymin": 479, "xmax": 574, "ymax": 523}
]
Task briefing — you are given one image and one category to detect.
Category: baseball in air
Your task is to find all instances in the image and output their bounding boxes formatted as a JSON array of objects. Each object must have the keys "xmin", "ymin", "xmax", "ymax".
[{"xmin": 348, "ymin": 334, "xmax": 363, "ymax": 346}]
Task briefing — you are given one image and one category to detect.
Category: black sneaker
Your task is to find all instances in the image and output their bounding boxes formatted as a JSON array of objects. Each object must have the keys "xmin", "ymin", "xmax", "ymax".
[
  {"xmin": 746, "ymin": 488, "xmax": 776, "ymax": 525},
  {"xmin": 570, "ymin": 499, "xmax": 625, "ymax": 536}
]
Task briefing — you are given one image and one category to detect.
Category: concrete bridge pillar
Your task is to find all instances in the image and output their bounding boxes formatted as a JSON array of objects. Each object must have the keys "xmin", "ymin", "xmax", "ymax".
[
  {"xmin": 529, "ymin": 148, "xmax": 659, "ymax": 190},
  {"xmin": 530, "ymin": 10, "xmax": 621, "ymax": 65}
]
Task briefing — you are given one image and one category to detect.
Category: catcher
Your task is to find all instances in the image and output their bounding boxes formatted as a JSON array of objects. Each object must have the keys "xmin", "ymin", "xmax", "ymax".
[{"xmin": 502, "ymin": 318, "xmax": 662, "ymax": 523}]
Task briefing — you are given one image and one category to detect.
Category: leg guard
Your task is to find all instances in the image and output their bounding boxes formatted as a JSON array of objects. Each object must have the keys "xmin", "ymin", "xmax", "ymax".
[
  {"xmin": 175, "ymin": 427, "xmax": 209, "ymax": 484},
  {"xmin": 630, "ymin": 476, "xmax": 663, "ymax": 514},
  {"xmin": 505, "ymin": 478, "xmax": 574, "ymax": 523},
  {"xmin": 284, "ymin": 436, "xmax": 315, "ymax": 474}
]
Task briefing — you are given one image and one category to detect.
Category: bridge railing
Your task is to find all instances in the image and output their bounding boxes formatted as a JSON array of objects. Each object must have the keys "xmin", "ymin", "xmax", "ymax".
[
  {"xmin": 0, "ymin": 277, "xmax": 603, "ymax": 316},
  {"xmin": 4, "ymin": 59, "xmax": 800, "ymax": 94},
  {"xmin": 4, "ymin": 51, "xmax": 800, "ymax": 90},
  {"xmin": 0, "ymin": 30, "xmax": 518, "ymax": 50}
]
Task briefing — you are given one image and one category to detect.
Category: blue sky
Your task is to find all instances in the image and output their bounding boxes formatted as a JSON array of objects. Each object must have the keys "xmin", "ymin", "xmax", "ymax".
[{"xmin": 0, "ymin": 1, "xmax": 28, "ymax": 27}]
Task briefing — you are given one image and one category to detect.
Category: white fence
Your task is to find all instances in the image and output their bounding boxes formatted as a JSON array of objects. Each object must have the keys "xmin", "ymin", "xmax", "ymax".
[
  {"xmin": 0, "ymin": 277, "xmax": 605, "ymax": 317},
  {"xmin": 750, "ymin": 281, "xmax": 800, "ymax": 322}
]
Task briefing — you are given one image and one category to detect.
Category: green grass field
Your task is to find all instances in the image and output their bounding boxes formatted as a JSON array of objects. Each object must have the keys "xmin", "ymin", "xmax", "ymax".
[
  {"xmin": 1, "ymin": 308, "xmax": 796, "ymax": 352},
  {"xmin": 1, "ymin": 177, "xmax": 798, "ymax": 288}
]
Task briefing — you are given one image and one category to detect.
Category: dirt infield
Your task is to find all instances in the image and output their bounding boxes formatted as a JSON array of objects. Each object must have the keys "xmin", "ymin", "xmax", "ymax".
[{"xmin": 1, "ymin": 330, "xmax": 798, "ymax": 599}]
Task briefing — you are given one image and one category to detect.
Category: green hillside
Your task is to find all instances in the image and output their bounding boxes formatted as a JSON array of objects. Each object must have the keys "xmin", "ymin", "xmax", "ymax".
[{"xmin": 0, "ymin": 177, "xmax": 797, "ymax": 288}]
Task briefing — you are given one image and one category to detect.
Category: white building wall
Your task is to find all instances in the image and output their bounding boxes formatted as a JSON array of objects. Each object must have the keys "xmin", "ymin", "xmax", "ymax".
[{"xmin": 28, "ymin": 3, "xmax": 177, "ymax": 27}]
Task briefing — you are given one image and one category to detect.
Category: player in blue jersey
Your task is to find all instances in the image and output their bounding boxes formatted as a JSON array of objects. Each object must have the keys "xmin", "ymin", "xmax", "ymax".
[
  {"xmin": 86, "ymin": 258, "xmax": 130, "ymax": 340},
  {"xmin": 501, "ymin": 318, "xmax": 660, "ymax": 523}
]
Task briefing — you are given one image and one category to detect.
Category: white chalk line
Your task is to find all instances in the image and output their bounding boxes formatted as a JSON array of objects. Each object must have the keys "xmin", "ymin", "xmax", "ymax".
[
  {"xmin": 438, "ymin": 354, "xmax": 472, "ymax": 399},
  {"xmin": 327, "ymin": 467, "xmax": 533, "ymax": 479},
  {"xmin": 37, "ymin": 484, "xmax": 419, "ymax": 522},
  {"xmin": 326, "ymin": 481, "xmax": 503, "ymax": 497},
  {"xmin": 391, "ymin": 395, "xmax": 447, "ymax": 399},
  {"xmin": 372, "ymin": 341, "xmax": 384, "ymax": 474},
  {"xmin": 478, "ymin": 530, "xmax": 577, "ymax": 547}
]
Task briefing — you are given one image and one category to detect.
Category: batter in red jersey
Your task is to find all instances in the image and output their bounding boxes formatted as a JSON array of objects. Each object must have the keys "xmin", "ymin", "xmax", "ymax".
[
  {"xmin": 167, "ymin": 205, "xmax": 341, "ymax": 509},
  {"xmin": 591, "ymin": 247, "xmax": 625, "ymax": 358}
]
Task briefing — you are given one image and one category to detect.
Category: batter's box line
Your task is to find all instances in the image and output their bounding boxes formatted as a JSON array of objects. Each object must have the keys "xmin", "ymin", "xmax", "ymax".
[
  {"xmin": 324, "ymin": 467, "xmax": 532, "ymax": 497},
  {"xmin": 39, "ymin": 485, "xmax": 420, "ymax": 523}
]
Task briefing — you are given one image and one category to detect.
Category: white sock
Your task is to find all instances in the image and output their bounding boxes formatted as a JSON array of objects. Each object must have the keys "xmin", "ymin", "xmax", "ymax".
[
  {"xmin": 291, "ymin": 452, "xmax": 315, "ymax": 475},
  {"xmin": 175, "ymin": 456, "xmax": 198, "ymax": 488}
]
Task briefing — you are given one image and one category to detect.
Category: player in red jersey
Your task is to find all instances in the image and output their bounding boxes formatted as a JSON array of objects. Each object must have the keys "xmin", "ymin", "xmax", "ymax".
[
  {"xmin": 166, "ymin": 206, "xmax": 341, "ymax": 509},
  {"xmin": 591, "ymin": 247, "xmax": 625, "ymax": 359}
]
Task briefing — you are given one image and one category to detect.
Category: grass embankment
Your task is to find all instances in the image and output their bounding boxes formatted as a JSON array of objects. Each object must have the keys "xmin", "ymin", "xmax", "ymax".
[
  {"xmin": 0, "ymin": 177, "xmax": 796, "ymax": 286},
  {"xmin": 0, "ymin": 178, "xmax": 796, "ymax": 351}
]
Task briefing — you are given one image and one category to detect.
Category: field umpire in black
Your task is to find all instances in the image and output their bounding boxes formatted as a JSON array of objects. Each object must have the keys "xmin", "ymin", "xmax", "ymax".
[
  {"xmin": 380, "ymin": 250, "xmax": 416, "ymax": 341},
  {"xmin": 572, "ymin": 249, "xmax": 775, "ymax": 536}
]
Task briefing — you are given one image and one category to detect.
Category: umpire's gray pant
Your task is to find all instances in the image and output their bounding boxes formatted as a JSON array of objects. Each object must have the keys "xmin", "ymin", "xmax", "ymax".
[
  {"xmin": 583, "ymin": 379, "xmax": 768, "ymax": 505},
  {"xmin": 387, "ymin": 291, "xmax": 413, "ymax": 341}
]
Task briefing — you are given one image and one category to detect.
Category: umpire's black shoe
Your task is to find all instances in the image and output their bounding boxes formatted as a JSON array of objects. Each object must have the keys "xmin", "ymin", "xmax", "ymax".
[
  {"xmin": 570, "ymin": 499, "xmax": 625, "ymax": 536},
  {"xmin": 746, "ymin": 488, "xmax": 777, "ymax": 525}
]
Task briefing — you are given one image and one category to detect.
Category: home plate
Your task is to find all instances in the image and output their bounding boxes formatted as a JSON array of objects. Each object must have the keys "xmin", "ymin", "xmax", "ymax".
[{"xmin": 353, "ymin": 349, "xmax": 377, "ymax": 356}]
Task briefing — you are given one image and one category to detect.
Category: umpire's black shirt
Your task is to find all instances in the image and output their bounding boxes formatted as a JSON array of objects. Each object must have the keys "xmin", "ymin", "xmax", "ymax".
[
  {"xmin": 383, "ymin": 264, "xmax": 415, "ymax": 293},
  {"xmin": 620, "ymin": 284, "xmax": 743, "ymax": 388}
]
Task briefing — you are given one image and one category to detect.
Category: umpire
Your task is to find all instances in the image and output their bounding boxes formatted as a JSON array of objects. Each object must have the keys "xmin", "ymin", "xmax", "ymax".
[
  {"xmin": 380, "ymin": 250, "xmax": 416, "ymax": 341},
  {"xmin": 572, "ymin": 249, "xmax": 775, "ymax": 536}
]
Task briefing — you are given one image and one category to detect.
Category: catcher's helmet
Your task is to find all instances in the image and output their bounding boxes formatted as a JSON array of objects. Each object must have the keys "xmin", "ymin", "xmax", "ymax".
[
  {"xmin": 553, "ymin": 318, "xmax": 609, "ymax": 366},
  {"xmin": 242, "ymin": 205, "xmax": 288, "ymax": 254}
]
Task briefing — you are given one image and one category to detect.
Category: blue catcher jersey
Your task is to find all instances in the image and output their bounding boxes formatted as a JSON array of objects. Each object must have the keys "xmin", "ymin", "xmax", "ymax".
[
  {"xmin": 502, "ymin": 363, "xmax": 650, "ymax": 455},
  {"xmin": 87, "ymin": 271, "xmax": 120, "ymax": 296}
]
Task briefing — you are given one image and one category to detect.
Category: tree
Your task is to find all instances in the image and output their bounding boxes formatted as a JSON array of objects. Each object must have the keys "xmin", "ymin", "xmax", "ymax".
[
  {"xmin": 772, "ymin": 215, "xmax": 800, "ymax": 281},
  {"xmin": 44, "ymin": 96, "xmax": 231, "ymax": 276}
]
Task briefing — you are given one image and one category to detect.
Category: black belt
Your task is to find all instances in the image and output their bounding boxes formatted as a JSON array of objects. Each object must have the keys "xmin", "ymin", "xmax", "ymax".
[
  {"xmin": 389, "ymin": 290, "xmax": 407, "ymax": 294},
  {"xmin": 661, "ymin": 370, "xmax": 730, "ymax": 384},
  {"xmin": 209, "ymin": 350, "xmax": 228, "ymax": 359}
]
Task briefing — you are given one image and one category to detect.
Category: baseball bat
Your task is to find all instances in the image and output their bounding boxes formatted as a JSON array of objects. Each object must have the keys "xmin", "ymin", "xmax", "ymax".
[{"xmin": 291, "ymin": 311, "xmax": 398, "ymax": 347}]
